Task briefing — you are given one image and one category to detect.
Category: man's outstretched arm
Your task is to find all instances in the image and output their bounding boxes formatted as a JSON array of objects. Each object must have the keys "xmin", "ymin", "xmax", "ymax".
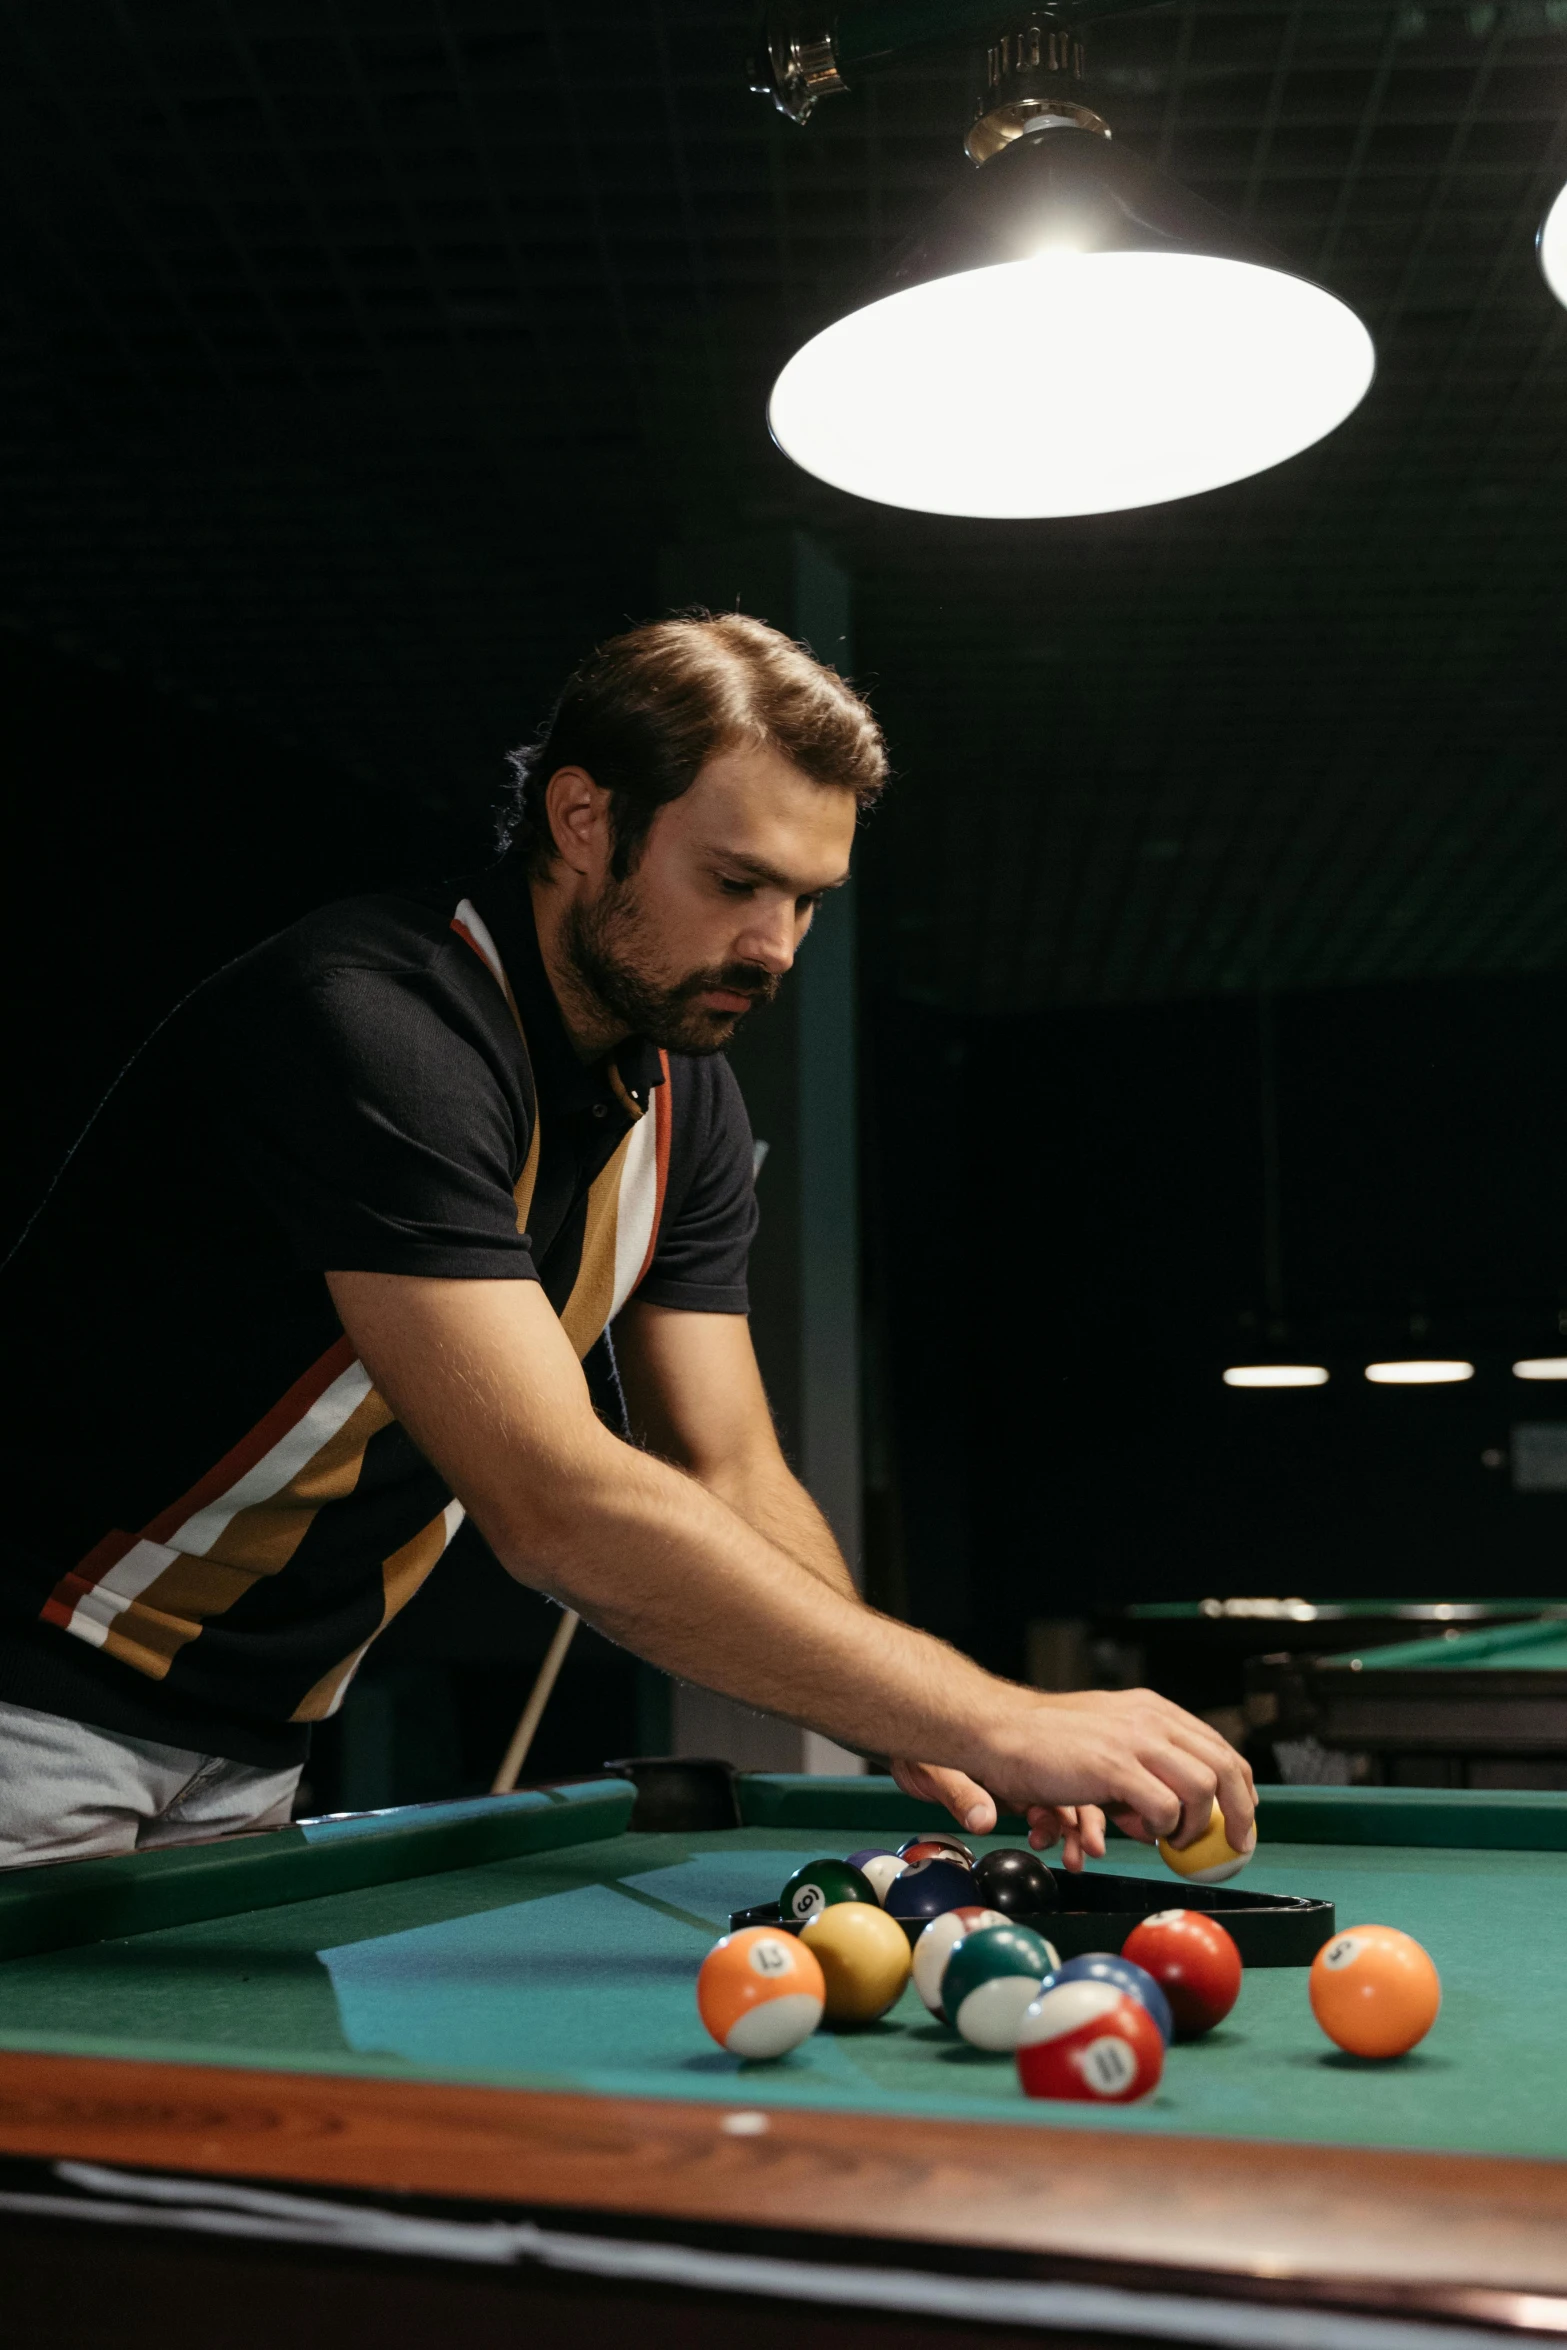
[{"xmin": 328, "ymin": 1270, "xmax": 1255, "ymax": 1849}]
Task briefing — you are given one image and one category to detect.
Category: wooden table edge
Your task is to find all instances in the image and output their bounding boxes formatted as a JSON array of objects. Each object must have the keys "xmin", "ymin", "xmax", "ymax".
[{"xmin": 3, "ymin": 2046, "xmax": 1567, "ymax": 2316}]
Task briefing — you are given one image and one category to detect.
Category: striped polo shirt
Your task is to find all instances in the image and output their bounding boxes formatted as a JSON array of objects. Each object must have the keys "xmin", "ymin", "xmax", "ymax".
[{"xmin": 0, "ymin": 862, "xmax": 757, "ymax": 1766}]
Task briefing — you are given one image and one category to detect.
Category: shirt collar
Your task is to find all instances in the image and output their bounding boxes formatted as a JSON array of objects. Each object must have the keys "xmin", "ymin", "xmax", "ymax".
[{"xmin": 466, "ymin": 862, "xmax": 664, "ymax": 1116}]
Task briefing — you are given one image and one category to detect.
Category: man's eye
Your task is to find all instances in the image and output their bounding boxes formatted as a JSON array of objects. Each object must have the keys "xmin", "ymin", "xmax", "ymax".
[{"xmin": 717, "ymin": 876, "xmax": 755, "ymax": 897}]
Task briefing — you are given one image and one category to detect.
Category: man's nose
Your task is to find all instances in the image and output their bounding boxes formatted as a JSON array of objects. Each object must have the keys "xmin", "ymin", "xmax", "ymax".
[{"xmin": 736, "ymin": 902, "xmax": 801, "ymax": 976}]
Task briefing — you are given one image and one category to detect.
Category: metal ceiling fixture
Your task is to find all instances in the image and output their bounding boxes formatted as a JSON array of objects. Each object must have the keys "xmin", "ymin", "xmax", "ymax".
[{"xmin": 752, "ymin": 3, "xmax": 1377, "ymax": 519}]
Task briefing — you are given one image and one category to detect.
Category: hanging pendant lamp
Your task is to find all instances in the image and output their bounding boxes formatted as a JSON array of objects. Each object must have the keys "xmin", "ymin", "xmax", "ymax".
[
  {"xmin": 1540, "ymin": 179, "xmax": 1567, "ymax": 308},
  {"xmin": 765, "ymin": 42, "xmax": 1376, "ymax": 520}
]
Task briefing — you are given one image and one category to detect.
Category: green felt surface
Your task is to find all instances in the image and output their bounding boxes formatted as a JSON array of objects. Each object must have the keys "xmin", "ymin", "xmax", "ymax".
[
  {"xmin": 3, "ymin": 1810, "xmax": 1565, "ymax": 2162},
  {"xmin": 1331, "ymin": 1619, "xmax": 1567, "ymax": 1672}
]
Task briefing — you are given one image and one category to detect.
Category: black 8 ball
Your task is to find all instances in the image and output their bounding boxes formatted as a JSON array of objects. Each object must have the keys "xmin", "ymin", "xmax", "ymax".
[{"xmin": 972, "ymin": 1846, "xmax": 1059, "ymax": 1918}]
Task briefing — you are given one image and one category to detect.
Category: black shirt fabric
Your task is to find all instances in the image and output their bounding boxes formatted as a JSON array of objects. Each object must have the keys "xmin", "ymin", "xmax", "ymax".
[{"xmin": 0, "ymin": 862, "xmax": 757, "ymax": 1765}]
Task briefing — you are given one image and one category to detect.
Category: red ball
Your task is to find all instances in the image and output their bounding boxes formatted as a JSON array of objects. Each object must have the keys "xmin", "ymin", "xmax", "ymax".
[
  {"xmin": 1121, "ymin": 1909, "xmax": 1242, "ymax": 2038},
  {"xmin": 1015, "ymin": 1981, "xmax": 1164, "ymax": 2103}
]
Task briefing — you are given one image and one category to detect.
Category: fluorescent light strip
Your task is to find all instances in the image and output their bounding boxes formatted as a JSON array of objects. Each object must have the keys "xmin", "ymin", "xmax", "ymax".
[
  {"xmin": 1513, "ymin": 1359, "xmax": 1567, "ymax": 1381},
  {"xmin": 1222, "ymin": 1366, "xmax": 1329, "ymax": 1389},
  {"xmin": 1364, "ymin": 1361, "xmax": 1474, "ymax": 1385}
]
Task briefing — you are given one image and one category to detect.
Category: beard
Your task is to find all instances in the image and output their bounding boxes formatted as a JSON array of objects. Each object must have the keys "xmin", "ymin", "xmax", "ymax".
[{"xmin": 562, "ymin": 878, "xmax": 779, "ymax": 1056}]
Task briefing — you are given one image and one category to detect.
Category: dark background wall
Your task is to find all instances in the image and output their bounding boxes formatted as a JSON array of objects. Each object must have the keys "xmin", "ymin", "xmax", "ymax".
[{"xmin": 867, "ymin": 976, "xmax": 1567, "ymax": 1678}]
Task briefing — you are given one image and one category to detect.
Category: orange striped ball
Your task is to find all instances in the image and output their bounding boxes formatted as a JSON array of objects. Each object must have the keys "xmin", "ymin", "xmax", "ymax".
[{"xmin": 697, "ymin": 1926, "xmax": 826, "ymax": 2059}]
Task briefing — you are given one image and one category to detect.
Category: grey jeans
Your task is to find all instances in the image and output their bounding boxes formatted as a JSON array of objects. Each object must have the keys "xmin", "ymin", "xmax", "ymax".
[{"xmin": 0, "ymin": 1699, "xmax": 301, "ymax": 1869}]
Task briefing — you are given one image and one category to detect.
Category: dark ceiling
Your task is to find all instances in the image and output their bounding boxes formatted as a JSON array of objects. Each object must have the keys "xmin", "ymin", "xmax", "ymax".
[{"xmin": 2, "ymin": 0, "xmax": 1565, "ymax": 1011}]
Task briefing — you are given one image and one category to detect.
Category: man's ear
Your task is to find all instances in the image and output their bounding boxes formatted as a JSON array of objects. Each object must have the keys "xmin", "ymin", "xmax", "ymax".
[{"xmin": 544, "ymin": 765, "xmax": 612, "ymax": 880}]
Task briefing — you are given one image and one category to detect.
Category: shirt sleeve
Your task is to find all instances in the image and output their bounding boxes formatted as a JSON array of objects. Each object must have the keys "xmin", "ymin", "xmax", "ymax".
[
  {"xmin": 226, "ymin": 958, "xmax": 541, "ymax": 1281},
  {"xmin": 632, "ymin": 1055, "xmax": 758, "ymax": 1315}
]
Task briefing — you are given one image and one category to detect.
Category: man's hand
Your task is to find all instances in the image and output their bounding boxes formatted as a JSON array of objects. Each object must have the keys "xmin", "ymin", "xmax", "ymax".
[
  {"xmin": 894, "ymin": 1693, "xmax": 1255, "ymax": 1870},
  {"xmin": 990, "ymin": 1686, "xmax": 1254, "ymax": 1857}
]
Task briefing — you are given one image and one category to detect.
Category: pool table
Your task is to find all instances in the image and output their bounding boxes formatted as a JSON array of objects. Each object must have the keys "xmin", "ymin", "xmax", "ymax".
[
  {"xmin": 6, "ymin": 1774, "xmax": 1567, "ymax": 2350},
  {"xmin": 1100, "ymin": 1598, "xmax": 1557, "ymax": 1721},
  {"xmin": 1273, "ymin": 1617, "xmax": 1567, "ymax": 1787}
]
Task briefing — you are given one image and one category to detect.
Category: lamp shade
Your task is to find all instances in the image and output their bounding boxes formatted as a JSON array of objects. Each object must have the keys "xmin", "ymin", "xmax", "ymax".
[
  {"xmin": 1540, "ymin": 179, "xmax": 1567, "ymax": 309},
  {"xmin": 768, "ymin": 127, "xmax": 1375, "ymax": 518}
]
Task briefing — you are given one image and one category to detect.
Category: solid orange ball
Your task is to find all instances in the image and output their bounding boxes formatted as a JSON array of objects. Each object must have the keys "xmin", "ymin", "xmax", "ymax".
[{"xmin": 1309, "ymin": 1924, "xmax": 1441, "ymax": 2059}]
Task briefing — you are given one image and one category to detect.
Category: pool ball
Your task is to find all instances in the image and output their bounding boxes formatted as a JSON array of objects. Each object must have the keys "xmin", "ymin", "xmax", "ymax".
[
  {"xmin": 1309, "ymin": 1924, "xmax": 1441, "ymax": 2059},
  {"xmin": 884, "ymin": 1855, "xmax": 978, "ymax": 1937},
  {"xmin": 845, "ymin": 1849, "xmax": 908, "ymax": 1904},
  {"xmin": 972, "ymin": 1846, "xmax": 1059, "ymax": 1918},
  {"xmin": 1053, "ymin": 1952, "xmax": 1174, "ymax": 2047},
  {"xmin": 779, "ymin": 1856, "xmax": 879, "ymax": 1927},
  {"xmin": 912, "ymin": 1905, "xmax": 1010, "ymax": 2017},
  {"xmin": 1122, "ymin": 1910, "xmax": 1243, "ymax": 2038},
  {"xmin": 800, "ymin": 1899, "xmax": 912, "ymax": 2026},
  {"xmin": 942, "ymin": 1923, "xmax": 1061, "ymax": 2051},
  {"xmin": 697, "ymin": 1926, "xmax": 826, "ymax": 2059},
  {"xmin": 1016, "ymin": 1980, "xmax": 1165, "ymax": 2103},
  {"xmin": 1157, "ymin": 1798, "xmax": 1256, "ymax": 1885},
  {"xmin": 898, "ymin": 1833, "xmax": 976, "ymax": 1868}
]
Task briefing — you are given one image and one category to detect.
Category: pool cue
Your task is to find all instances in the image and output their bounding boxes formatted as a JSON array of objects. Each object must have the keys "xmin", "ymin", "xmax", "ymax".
[{"xmin": 492, "ymin": 1608, "xmax": 581, "ymax": 1793}]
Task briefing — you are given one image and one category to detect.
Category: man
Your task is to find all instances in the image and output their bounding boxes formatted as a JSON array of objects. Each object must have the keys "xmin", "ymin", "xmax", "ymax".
[{"xmin": 0, "ymin": 613, "xmax": 1252, "ymax": 1866}]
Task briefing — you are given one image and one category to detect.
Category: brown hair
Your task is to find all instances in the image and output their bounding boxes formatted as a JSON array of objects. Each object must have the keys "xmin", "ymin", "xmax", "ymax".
[{"xmin": 499, "ymin": 611, "xmax": 888, "ymax": 879}]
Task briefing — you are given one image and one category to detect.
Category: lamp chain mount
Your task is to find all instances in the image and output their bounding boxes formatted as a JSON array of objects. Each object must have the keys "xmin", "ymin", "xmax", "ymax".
[
  {"xmin": 749, "ymin": 10, "xmax": 1113, "ymax": 149},
  {"xmin": 749, "ymin": 19, "xmax": 848, "ymax": 125}
]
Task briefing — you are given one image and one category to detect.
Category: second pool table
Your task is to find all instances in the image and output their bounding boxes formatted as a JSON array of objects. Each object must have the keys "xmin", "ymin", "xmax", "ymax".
[{"xmin": 1258, "ymin": 1615, "xmax": 1567, "ymax": 1786}]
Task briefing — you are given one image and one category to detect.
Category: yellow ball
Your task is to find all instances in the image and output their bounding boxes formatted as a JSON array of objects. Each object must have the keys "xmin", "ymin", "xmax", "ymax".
[
  {"xmin": 800, "ymin": 1899, "xmax": 912, "ymax": 2025},
  {"xmin": 1158, "ymin": 1797, "xmax": 1256, "ymax": 1885}
]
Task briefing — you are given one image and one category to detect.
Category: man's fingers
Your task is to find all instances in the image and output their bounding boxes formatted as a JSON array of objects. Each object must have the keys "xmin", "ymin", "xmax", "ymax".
[
  {"xmin": 1109, "ymin": 1806, "xmax": 1160, "ymax": 1844},
  {"xmin": 893, "ymin": 1759, "xmax": 996, "ymax": 1836},
  {"xmin": 1076, "ymin": 1803, "xmax": 1108, "ymax": 1858},
  {"xmin": 1025, "ymin": 1801, "xmax": 1105, "ymax": 1874},
  {"xmin": 1025, "ymin": 1804, "xmax": 1065, "ymax": 1854},
  {"xmin": 939, "ymin": 1767, "xmax": 998, "ymax": 1836},
  {"xmin": 1161, "ymin": 1722, "xmax": 1256, "ymax": 1850},
  {"xmin": 1106, "ymin": 1759, "xmax": 1185, "ymax": 1839}
]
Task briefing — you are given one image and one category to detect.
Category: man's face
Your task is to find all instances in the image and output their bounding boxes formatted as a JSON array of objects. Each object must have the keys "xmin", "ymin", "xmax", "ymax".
[{"xmin": 564, "ymin": 741, "xmax": 858, "ymax": 1054}]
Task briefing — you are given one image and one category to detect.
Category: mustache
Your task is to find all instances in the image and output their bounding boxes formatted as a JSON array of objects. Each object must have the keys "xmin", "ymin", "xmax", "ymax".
[{"xmin": 677, "ymin": 962, "xmax": 779, "ymax": 1009}]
